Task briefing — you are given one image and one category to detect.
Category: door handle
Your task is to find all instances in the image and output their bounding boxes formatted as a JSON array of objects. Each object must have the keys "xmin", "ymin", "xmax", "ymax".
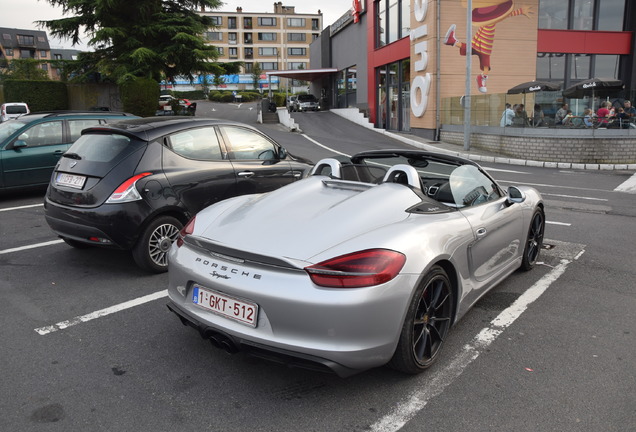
[
  {"xmin": 237, "ymin": 171, "xmax": 254, "ymax": 178},
  {"xmin": 476, "ymin": 227, "xmax": 487, "ymax": 237}
]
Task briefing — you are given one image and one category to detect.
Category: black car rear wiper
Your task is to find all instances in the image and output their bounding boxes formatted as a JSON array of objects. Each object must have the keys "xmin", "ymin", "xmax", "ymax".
[{"xmin": 62, "ymin": 152, "xmax": 82, "ymax": 160}]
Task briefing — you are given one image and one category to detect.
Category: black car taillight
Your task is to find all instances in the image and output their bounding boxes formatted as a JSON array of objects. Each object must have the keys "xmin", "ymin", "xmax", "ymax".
[{"xmin": 105, "ymin": 172, "xmax": 152, "ymax": 203}]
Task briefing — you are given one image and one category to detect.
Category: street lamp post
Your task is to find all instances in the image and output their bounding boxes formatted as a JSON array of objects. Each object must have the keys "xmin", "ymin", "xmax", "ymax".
[{"xmin": 463, "ymin": 0, "xmax": 472, "ymax": 151}]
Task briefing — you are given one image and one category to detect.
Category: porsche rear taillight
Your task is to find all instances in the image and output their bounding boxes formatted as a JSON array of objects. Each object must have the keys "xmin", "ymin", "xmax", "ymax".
[
  {"xmin": 176, "ymin": 216, "xmax": 196, "ymax": 248},
  {"xmin": 304, "ymin": 249, "xmax": 406, "ymax": 288},
  {"xmin": 105, "ymin": 172, "xmax": 152, "ymax": 203}
]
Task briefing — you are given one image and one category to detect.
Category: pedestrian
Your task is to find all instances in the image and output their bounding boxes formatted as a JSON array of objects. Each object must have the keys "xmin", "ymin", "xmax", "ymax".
[
  {"xmin": 500, "ymin": 103, "xmax": 514, "ymax": 127},
  {"xmin": 531, "ymin": 104, "xmax": 544, "ymax": 127},
  {"xmin": 555, "ymin": 103, "xmax": 568, "ymax": 125}
]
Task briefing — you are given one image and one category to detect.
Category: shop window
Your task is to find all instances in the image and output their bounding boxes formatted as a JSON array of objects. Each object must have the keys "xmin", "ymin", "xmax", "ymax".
[
  {"xmin": 570, "ymin": 54, "xmax": 591, "ymax": 80},
  {"xmin": 536, "ymin": 53, "xmax": 566, "ymax": 81},
  {"xmin": 594, "ymin": 55, "xmax": 620, "ymax": 79},
  {"xmin": 597, "ymin": 0, "xmax": 625, "ymax": 31}
]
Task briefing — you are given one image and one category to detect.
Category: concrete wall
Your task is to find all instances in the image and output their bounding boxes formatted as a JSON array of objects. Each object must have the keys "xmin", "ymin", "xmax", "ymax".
[
  {"xmin": 441, "ymin": 125, "xmax": 636, "ymax": 164},
  {"xmin": 67, "ymin": 83, "xmax": 122, "ymax": 111}
]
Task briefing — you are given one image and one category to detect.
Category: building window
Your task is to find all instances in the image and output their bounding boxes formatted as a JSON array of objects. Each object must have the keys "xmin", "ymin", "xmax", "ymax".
[
  {"xmin": 312, "ymin": 18, "xmax": 320, "ymax": 31},
  {"xmin": 594, "ymin": 54, "xmax": 620, "ymax": 79},
  {"xmin": 54, "ymin": 53, "xmax": 62, "ymax": 60},
  {"xmin": 536, "ymin": 53, "xmax": 566, "ymax": 81},
  {"xmin": 245, "ymin": 47, "xmax": 253, "ymax": 59},
  {"xmin": 40, "ymin": 50, "xmax": 47, "ymax": 57},
  {"xmin": 209, "ymin": 16, "xmax": 222, "ymax": 26},
  {"xmin": 244, "ymin": 17, "xmax": 253, "ymax": 29},
  {"xmin": 572, "ymin": 0, "xmax": 594, "ymax": 30},
  {"xmin": 244, "ymin": 33, "xmax": 253, "ymax": 44},
  {"xmin": 258, "ymin": 32, "xmax": 277, "ymax": 41},
  {"xmin": 288, "ymin": 47, "xmax": 306, "ymax": 56},
  {"xmin": 570, "ymin": 54, "xmax": 591, "ymax": 80},
  {"xmin": 288, "ymin": 62, "xmax": 306, "ymax": 70},
  {"xmin": 20, "ymin": 49, "xmax": 33, "ymax": 59},
  {"xmin": 258, "ymin": 47, "xmax": 277, "ymax": 56},
  {"xmin": 216, "ymin": 47, "xmax": 224, "ymax": 56},
  {"xmin": 260, "ymin": 62, "xmax": 278, "ymax": 70},
  {"xmin": 41, "ymin": 63, "xmax": 48, "ymax": 71},
  {"xmin": 376, "ymin": 0, "xmax": 411, "ymax": 47},
  {"xmin": 17, "ymin": 34, "xmax": 35, "ymax": 45},
  {"xmin": 598, "ymin": 0, "xmax": 625, "ymax": 31},
  {"xmin": 244, "ymin": 62, "xmax": 253, "ymax": 73},
  {"xmin": 229, "ymin": 47, "xmax": 238, "ymax": 58},
  {"xmin": 258, "ymin": 17, "xmax": 277, "ymax": 26},
  {"xmin": 228, "ymin": 32, "xmax": 237, "ymax": 43},
  {"xmin": 228, "ymin": 17, "xmax": 237, "ymax": 29},
  {"xmin": 5, "ymin": 48, "xmax": 13, "ymax": 56},
  {"xmin": 287, "ymin": 33, "xmax": 306, "ymax": 42},
  {"xmin": 287, "ymin": 18, "xmax": 306, "ymax": 27},
  {"xmin": 205, "ymin": 32, "xmax": 222, "ymax": 41}
]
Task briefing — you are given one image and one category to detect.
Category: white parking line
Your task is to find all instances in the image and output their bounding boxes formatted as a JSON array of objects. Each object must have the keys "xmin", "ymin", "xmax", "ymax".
[
  {"xmin": 370, "ymin": 257, "xmax": 576, "ymax": 432},
  {"xmin": 35, "ymin": 290, "xmax": 168, "ymax": 335},
  {"xmin": 300, "ymin": 134, "xmax": 351, "ymax": 157},
  {"xmin": 0, "ymin": 239, "xmax": 64, "ymax": 255},
  {"xmin": 0, "ymin": 203, "xmax": 43, "ymax": 212},
  {"xmin": 615, "ymin": 173, "xmax": 636, "ymax": 194},
  {"xmin": 541, "ymin": 193, "xmax": 608, "ymax": 201}
]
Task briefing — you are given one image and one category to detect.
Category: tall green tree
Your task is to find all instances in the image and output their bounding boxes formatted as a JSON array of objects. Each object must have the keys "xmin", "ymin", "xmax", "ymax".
[
  {"xmin": 251, "ymin": 62, "xmax": 263, "ymax": 92},
  {"xmin": 39, "ymin": 0, "xmax": 222, "ymax": 83}
]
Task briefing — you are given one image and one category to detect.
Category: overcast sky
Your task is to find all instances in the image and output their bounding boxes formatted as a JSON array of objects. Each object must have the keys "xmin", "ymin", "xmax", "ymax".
[{"xmin": 0, "ymin": 0, "xmax": 352, "ymax": 50}]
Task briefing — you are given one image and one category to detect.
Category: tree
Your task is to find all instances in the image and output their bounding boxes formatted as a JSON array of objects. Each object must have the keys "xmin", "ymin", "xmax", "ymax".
[
  {"xmin": 0, "ymin": 58, "xmax": 50, "ymax": 81},
  {"xmin": 251, "ymin": 62, "xmax": 263, "ymax": 92},
  {"xmin": 39, "ymin": 0, "xmax": 223, "ymax": 83}
]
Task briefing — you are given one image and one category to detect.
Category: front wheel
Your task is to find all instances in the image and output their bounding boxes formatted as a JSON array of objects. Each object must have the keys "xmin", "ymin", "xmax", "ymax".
[
  {"xmin": 388, "ymin": 265, "xmax": 454, "ymax": 374},
  {"xmin": 132, "ymin": 216, "xmax": 183, "ymax": 273},
  {"xmin": 520, "ymin": 207, "xmax": 545, "ymax": 271}
]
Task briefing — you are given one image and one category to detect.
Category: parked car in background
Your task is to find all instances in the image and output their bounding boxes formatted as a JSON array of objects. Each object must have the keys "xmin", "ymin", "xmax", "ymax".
[
  {"xmin": 158, "ymin": 95, "xmax": 176, "ymax": 107},
  {"xmin": 166, "ymin": 150, "xmax": 545, "ymax": 376},
  {"xmin": 1, "ymin": 102, "xmax": 30, "ymax": 122},
  {"xmin": 44, "ymin": 117, "xmax": 313, "ymax": 273},
  {"xmin": 0, "ymin": 111, "xmax": 137, "ymax": 192},
  {"xmin": 294, "ymin": 94, "xmax": 320, "ymax": 112},
  {"xmin": 286, "ymin": 96, "xmax": 297, "ymax": 112}
]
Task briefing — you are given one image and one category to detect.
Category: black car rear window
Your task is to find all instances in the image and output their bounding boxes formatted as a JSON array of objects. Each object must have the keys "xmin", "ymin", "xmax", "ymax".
[
  {"xmin": 67, "ymin": 133, "xmax": 144, "ymax": 163},
  {"xmin": 6, "ymin": 105, "xmax": 28, "ymax": 114}
]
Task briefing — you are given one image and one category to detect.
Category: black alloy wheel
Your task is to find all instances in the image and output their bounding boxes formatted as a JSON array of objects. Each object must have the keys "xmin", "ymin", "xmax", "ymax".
[
  {"xmin": 520, "ymin": 207, "xmax": 545, "ymax": 271},
  {"xmin": 389, "ymin": 265, "xmax": 454, "ymax": 374},
  {"xmin": 132, "ymin": 215, "xmax": 183, "ymax": 273}
]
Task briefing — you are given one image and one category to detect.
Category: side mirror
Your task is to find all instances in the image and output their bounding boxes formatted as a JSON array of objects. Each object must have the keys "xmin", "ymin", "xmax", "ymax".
[
  {"xmin": 12, "ymin": 140, "xmax": 28, "ymax": 150},
  {"xmin": 278, "ymin": 147, "xmax": 287, "ymax": 160},
  {"xmin": 507, "ymin": 186, "xmax": 526, "ymax": 205}
]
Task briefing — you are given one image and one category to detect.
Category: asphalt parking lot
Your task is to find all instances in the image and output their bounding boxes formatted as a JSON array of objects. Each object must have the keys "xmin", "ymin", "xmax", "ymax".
[{"xmin": 2, "ymin": 103, "xmax": 635, "ymax": 431}]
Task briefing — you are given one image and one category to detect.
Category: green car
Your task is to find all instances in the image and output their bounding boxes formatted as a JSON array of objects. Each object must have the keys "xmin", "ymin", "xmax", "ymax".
[{"xmin": 0, "ymin": 111, "xmax": 137, "ymax": 191}]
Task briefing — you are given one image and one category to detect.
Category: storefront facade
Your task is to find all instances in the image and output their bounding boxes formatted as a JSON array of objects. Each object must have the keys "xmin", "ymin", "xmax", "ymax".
[{"xmin": 311, "ymin": 0, "xmax": 636, "ymax": 140}]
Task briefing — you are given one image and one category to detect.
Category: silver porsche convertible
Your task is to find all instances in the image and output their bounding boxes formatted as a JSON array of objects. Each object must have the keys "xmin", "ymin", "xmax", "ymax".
[{"xmin": 166, "ymin": 150, "xmax": 545, "ymax": 377}]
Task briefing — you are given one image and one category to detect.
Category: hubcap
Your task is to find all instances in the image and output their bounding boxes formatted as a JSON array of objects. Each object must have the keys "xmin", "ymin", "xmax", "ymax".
[
  {"xmin": 148, "ymin": 223, "xmax": 180, "ymax": 267},
  {"xmin": 526, "ymin": 212, "xmax": 545, "ymax": 264}
]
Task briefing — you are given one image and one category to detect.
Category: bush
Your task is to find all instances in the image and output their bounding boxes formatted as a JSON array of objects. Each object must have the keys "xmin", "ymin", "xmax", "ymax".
[
  {"xmin": 119, "ymin": 77, "xmax": 159, "ymax": 116},
  {"xmin": 174, "ymin": 90, "xmax": 205, "ymax": 100},
  {"xmin": 3, "ymin": 79, "xmax": 68, "ymax": 111},
  {"xmin": 220, "ymin": 93, "xmax": 234, "ymax": 103}
]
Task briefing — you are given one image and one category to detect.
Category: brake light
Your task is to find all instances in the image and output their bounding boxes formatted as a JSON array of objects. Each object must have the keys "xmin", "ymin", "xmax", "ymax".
[
  {"xmin": 105, "ymin": 172, "xmax": 152, "ymax": 203},
  {"xmin": 304, "ymin": 249, "xmax": 406, "ymax": 288},
  {"xmin": 176, "ymin": 216, "xmax": 196, "ymax": 248}
]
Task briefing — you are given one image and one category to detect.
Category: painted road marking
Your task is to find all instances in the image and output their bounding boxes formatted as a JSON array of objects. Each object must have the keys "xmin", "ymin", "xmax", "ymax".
[
  {"xmin": 300, "ymin": 134, "xmax": 351, "ymax": 157},
  {"xmin": 0, "ymin": 240, "xmax": 64, "ymax": 255},
  {"xmin": 0, "ymin": 203, "xmax": 43, "ymax": 212},
  {"xmin": 35, "ymin": 290, "xmax": 169, "ymax": 335},
  {"xmin": 370, "ymin": 257, "xmax": 577, "ymax": 432},
  {"xmin": 615, "ymin": 173, "xmax": 636, "ymax": 194}
]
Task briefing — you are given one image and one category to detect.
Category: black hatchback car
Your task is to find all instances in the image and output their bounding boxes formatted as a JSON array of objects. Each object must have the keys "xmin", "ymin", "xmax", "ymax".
[{"xmin": 44, "ymin": 117, "xmax": 313, "ymax": 272}]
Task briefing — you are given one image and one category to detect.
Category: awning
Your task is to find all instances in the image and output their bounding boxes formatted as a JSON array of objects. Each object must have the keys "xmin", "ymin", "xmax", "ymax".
[{"xmin": 266, "ymin": 68, "xmax": 338, "ymax": 82}]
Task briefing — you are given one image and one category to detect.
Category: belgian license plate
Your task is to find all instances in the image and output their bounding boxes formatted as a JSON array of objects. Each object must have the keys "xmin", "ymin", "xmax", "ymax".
[
  {"xmin": 56, "ymin": 173, "xmax": 86, "ymax": 189},
  {"xmin": 192, "ymin": 284, "xmax": 258, "ymax": 327}
]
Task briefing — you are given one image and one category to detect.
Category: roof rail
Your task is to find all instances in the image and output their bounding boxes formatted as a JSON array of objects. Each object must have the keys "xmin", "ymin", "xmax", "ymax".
[{"xmin": 34, "ymin": 110, "xmax": 134, "ymax": 118}]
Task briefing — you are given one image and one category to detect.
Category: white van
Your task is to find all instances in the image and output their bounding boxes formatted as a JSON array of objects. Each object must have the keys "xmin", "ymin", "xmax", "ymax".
[{"xmin": 1, "ymin": 102, "xmax": 30, "ymax": 122}]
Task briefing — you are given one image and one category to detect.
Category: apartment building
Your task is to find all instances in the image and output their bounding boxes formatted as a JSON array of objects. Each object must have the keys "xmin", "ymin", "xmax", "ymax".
[
  {"xmin": 199, "ymin": 2, "xmax": 322, "ymax": 90},
  {"xmin": 0, "ymin": 27, "xmax": 54, "ymax": 78}
]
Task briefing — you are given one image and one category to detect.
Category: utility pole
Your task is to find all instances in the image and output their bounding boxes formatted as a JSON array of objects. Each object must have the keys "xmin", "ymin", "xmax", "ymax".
[{"xmin": 463, "ymin": 0, "xmax": 472, "ymax": 151}]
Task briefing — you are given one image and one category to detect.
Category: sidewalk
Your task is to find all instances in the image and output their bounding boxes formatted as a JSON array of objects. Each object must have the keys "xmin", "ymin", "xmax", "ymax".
[{"xmin": 327, "ymin": 108, "xmax": 636, "ymax": 171}]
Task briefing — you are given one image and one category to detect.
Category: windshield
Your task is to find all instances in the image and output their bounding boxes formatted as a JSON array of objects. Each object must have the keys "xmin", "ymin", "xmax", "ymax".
[
  {"xmin": 298, "ymin": 95, "xmax": 317, "ymax": 102},
  {"xmin": 0, "ymin": 120, "xmax": 28, "ymax": 142}
]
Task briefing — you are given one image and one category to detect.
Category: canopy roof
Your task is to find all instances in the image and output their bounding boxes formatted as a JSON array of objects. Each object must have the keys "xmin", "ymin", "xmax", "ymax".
[{"xmin": 266, "ymin": 68, "xmax": 338, "ymax": 82}]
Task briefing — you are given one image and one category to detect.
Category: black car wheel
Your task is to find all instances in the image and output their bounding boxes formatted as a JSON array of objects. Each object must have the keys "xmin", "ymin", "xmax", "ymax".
[
  {"xmin": 520, "ymin": 207, "xmax": 545, "ymax": 271},
  {"xmin": 132, "ymin": 216, "xmax": 183, "ymax": 273},
  {"xmin": 389, "ymin": 265, "xmax": 453, "ymax": 374}
]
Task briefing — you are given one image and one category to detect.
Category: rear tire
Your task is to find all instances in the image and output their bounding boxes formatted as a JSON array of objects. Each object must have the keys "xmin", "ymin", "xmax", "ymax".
[
  {"xmin": 388, "ymin": 265, "xmax": 453, "ymax": 374},
  {"xmin": 132, "ymin": 216, "xmax": 182, "ymax": 273}
]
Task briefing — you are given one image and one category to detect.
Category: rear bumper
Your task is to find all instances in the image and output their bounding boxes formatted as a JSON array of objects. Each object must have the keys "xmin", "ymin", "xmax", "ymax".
[
  {"xmin": 166, "ymin": 300, "xmax": 360, "ymax": 377},
  {"xmin": 44, "ymin": 197, "xmax": 150, "ymax": 249}
]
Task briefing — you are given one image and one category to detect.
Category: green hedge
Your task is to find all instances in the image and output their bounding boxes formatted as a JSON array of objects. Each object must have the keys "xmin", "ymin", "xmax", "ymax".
[
  {"xmin": 120, "ymin": 78, "xmax": 160, "ymax": 117},
  {"xmin": 173, "ymin": 90, "xmax": 206, "ymax": 100},
  {"xmin": 3, "ymin": 79, "xmax": 68, "ymax": 111}
]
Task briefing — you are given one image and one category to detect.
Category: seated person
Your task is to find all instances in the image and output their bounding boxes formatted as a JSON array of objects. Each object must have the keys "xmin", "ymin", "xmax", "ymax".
[{"xmin": 583, "ymin": 109, "xmax": 594, "ymax": 128}]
